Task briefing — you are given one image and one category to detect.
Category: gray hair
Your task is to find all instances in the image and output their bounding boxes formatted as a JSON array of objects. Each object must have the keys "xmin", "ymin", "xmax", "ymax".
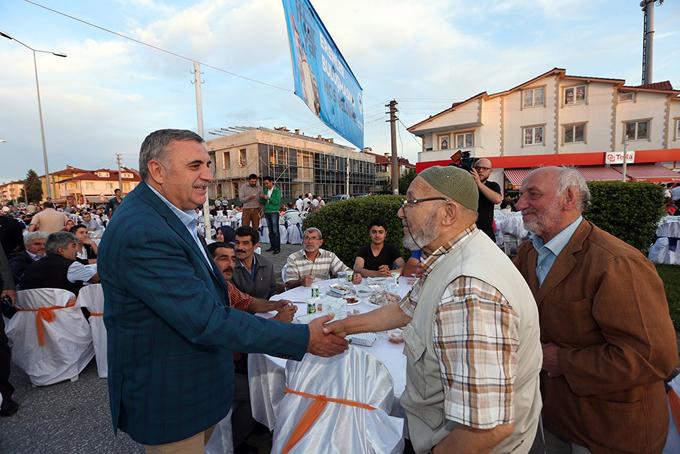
[
  {"xmin": 529, "ymin": 166, "xmax": 591, "ymax": 210},
  {"xmin": 45, "ymin": 232, "xmax": 78, "ymax": 255},
  {"xmin": 556, "ymin": 167, "xmax": 591, "ymax": 210},
  {"xmin": 24, "ymin": 231, "xmax": 48, "ymax": 246},
  {"xmin": 139, "ymin": 129, "xmax": 204, "ymax": 181},
  {"xmin": 303, "ymin": 227, "xmax": 323, "ymax": 239}
]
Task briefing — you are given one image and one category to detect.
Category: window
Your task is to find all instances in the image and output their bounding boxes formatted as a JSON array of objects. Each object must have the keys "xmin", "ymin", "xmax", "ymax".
[
  {"xmin": 96, "ymin": 171, "xmax": 110, "ymax": 178},
  {"xmin": 564, "ymin": 85, "xmax": 586, "ymax": 105},
  {"xmin": 624, "ymin": 120, "xmax": 650, "ymax": 141},
  {"xmin": 239, "ymin": 148, "xmax": 247, "ymax": 167},
  {"xmin": 455, "ymin": 132, "xmax": 474, "ymax": 149},
  {"xmin": 438, "ymin": 134, "xmax": 450, "ymax": 150},
  {"xmin": 675, "ymin": 119, "xmax": 680, "ymax": 141},
  {"xmin": 222, "ymin": 151, "xmax": 231, "ymax": 170},
  {"xmin": 618, "ymin": 92, "xmax": 635, "ymax": 102},
  {"xmin": 522, "ymin": 87, "xmax": 545, "ymax": 108},
  {"xmin": 563, "ymin": 123, "xmax": 586, "ymax": 144},
  {"xmin": 523, "ymin": 126, "xmax": 544, "ymax": 146},
  {"xmin": 121, "ymin": 172, "xmax": 133, "ymax": 179}
]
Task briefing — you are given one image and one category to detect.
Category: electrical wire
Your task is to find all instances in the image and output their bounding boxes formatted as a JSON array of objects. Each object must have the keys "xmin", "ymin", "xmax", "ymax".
[{"xmin": 23, "ymin": 0, "xmax": 292, "ymax": 92}]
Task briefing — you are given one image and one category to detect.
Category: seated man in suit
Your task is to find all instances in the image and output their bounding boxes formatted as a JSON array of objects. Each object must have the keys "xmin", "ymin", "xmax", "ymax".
[
  {"xmin": 208, "ymin": 241, "xmax": 296, "ymax": 321},
  {"xmin": 231, "ymin": 226, "xmax": 277, "ymax": 299},
  {"xmin": 285, "ymin": 227, "xmax": 362, "ymax": 289},
  {"xmin": 20, "ymin": 231, "xmax": 99, "ymax": 295},
  {"xmin": 353, "ymin": 218, "xmax": 405, "ymax": 278},
  {"xmin": 9, "ymin": 231, "xmax": 47, "ymax": 286}
]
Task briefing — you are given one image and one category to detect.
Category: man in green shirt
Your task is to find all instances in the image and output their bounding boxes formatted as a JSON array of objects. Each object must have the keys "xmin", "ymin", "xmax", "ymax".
[{"xmin": 261, "ymin": 176, "xmax": 282, "ymax": 254}]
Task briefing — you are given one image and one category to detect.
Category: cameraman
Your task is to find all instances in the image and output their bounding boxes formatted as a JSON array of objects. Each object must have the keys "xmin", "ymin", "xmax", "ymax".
[{"xmin": 470, "ymin": 158, "xmax": 502, "ymax": 240}]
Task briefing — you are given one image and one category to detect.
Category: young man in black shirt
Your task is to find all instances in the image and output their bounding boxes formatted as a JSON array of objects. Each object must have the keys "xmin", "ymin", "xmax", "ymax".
[
  {"xmin": 353, "ymin": 219, "xmax": 405, "ymax": 277},
  {"xmin": 471, "ymin": 158, "xmax": 502, "ymax": 241}
]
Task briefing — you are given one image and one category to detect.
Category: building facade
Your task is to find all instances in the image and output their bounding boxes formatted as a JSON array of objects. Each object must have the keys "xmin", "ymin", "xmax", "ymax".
[
  {"xmin": 40, "ymin": 165, "xmax": 141, "ymax": 204},
  {"xmin": 0, "ymin": 180, "xmax": 25, "ymax": 204},
  {"xmin": 409, "ymin": 68, "xmax": 680, "ymax": 187},
  {"xmin": 363, "ymin": 149, "xmax": 415, "ymax": 191},
  {"xmin": 207, "ymin": 127, "xmax": 379, "ymax": 201}
]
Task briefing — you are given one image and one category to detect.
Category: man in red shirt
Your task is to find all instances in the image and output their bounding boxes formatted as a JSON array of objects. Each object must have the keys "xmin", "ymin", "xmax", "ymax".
[{"xmin": 208, "ymin": 242, "xmax": 295, "ymax": 320}]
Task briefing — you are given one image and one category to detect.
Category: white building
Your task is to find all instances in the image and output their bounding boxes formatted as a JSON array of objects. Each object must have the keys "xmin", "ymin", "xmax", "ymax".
[{"xmin": 409, "ymin": 67, "xmax": 680, "ymax": 188}]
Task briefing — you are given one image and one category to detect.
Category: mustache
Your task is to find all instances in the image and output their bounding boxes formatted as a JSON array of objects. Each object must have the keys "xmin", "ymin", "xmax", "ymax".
[
  {"xmin": 221, "ymin": 266, "xmax": 234, "ymax": 274},
  {"xmin": 235, "ymin": 249, "xmax": 247, "ymax": 254}
]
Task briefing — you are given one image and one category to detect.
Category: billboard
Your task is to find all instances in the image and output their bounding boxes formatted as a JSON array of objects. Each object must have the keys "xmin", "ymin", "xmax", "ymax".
[{"xmin": 282, "ymin": 0, "xmax": 364, "ymax": 149}]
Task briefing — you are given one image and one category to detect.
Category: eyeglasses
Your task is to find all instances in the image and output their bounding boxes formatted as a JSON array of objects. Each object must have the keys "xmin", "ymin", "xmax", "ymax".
[
  {"xmin": 303, "ymin": 236, "xmax": 322, "ymax": 241},
  {"xmin": 474, "ymin": 166, "xmax": 491, "ymax": 171},
  {"xmin": 401, "ymin": 197, "xmax": 449, "ymax": 207}
]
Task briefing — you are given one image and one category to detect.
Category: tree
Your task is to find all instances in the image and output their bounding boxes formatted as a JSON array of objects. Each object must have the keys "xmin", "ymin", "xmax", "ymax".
[
  {"xmin": 24, "ymin": 169, "xmax": 42, "ymax": 203},
  {"xmin": 399, "ymin": 168, "xmax": 417, "ymax": 195}
]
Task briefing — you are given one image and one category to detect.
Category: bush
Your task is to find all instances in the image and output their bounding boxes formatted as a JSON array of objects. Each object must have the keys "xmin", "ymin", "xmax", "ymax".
[
  {"xmin": 303, "ymin": 195, "xmax": 408, "ymax": 266},
  {"xmin": 584, "ymin": 181, "xmax": 664, "ymax": 253}
]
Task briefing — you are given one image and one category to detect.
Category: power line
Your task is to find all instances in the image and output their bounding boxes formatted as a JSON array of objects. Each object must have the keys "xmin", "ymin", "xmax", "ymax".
[
  {"xmin": 23, "ymin": 0, "xmax": 292, "ymax": 93},
  {"xmin": 398, "ymin": 118, "xmax": 421, "ymax": 147}
]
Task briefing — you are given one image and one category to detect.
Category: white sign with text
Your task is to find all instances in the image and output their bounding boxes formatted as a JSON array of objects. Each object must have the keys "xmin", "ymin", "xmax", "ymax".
[{"xmin": 605, "ymin": 151, "xmax": 635, "ymax": 165}]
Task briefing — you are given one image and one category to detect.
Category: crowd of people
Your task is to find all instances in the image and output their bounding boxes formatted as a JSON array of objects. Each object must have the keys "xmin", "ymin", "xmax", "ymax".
[{"xmin": 0, "ymin": 127, "xmax": 679, "ymax": 454}]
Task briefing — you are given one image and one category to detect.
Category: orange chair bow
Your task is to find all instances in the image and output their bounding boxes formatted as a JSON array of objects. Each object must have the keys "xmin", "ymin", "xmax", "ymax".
[
  {"xmin": 16, "ymin": 298, "xmax": 77, "ymax": 346},
  {"xmin": 281, "ymin": 387, "xmax": 376, "ymax": 454}
]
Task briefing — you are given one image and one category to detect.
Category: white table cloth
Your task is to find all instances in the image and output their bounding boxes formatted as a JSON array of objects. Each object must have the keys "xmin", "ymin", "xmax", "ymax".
[{"xmin": 248, "ymin": 277, "xmax": 412, "ymax": 430}]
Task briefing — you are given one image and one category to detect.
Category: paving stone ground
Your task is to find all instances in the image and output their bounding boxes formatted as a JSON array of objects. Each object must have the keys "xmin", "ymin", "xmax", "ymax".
[{"xmin": 0, "ymin": 244, "xmax": 301, "ymax": 454}]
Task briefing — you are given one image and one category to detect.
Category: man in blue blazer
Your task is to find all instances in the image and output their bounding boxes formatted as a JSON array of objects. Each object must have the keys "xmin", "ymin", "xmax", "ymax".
[{"xmin": 98, "ymin": 129, "xmax": 347, "ymax": 452}]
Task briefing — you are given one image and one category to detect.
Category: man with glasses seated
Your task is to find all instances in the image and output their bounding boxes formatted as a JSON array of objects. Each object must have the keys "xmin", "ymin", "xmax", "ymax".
[
  {"xmin": 470, "ymin": 158, "xmax": 502, "ymax": 240},
  {"xmin": 284, "ymin": 227, "xmax": 361, "ymax": 289}
]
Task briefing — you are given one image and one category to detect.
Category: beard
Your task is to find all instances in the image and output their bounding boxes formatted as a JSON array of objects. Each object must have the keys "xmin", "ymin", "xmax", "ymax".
[
  {"xmin": 402, "ymin": 213, "xmax": 440, "ymax": 251},
  {"xmin": 522, "ymin": 203, "xmax": 562, "ymax": 237}
]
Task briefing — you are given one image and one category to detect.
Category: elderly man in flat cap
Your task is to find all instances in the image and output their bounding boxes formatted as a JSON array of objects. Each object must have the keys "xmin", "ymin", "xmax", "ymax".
[{"xmin": 325, "ymin": 166, "xmax": 542, "ymax": 454}]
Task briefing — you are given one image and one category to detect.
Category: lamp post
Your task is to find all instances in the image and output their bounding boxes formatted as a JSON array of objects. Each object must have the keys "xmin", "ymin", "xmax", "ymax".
[{"xmin": 1, "ymin": 31, "xmax": 66, "ymax": 200}]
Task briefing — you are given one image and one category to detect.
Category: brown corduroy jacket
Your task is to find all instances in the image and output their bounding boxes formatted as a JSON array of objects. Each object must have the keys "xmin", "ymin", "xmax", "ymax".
[{"xmin": 514, "ymin": 220, "xmax": 678, "ymax": 454}]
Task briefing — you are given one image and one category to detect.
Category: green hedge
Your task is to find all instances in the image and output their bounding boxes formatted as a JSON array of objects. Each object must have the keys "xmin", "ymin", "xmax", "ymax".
[
  {"xmin": 303, "ymin": 195, "xmax": 408, "ymax": 266},
  {"xmin": 584, "ymin": 181, "xmax": 664, "ymax": 253}
]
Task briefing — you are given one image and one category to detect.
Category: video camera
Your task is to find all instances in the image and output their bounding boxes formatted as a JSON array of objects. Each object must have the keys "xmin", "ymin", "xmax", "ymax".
[{"xmin": 449, "ymin": 150, "xmax": 475, "ymax": 172}]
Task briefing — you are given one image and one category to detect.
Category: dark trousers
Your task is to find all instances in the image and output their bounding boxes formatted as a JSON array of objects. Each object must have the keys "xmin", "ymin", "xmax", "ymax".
[
  {"xmin": 0, "ymin": 314, "xmax": 14, "ymax": 402},
  {"xmin": 232, "ymin": 372, "xmax": 257, "ymax": 448},
  {"xmin": 265, "ymin": 212, "xmax": 280, "ymax": 251}
]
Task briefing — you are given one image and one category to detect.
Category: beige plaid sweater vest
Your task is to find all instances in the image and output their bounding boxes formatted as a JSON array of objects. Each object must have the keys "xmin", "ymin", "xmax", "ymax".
[{"xmin": 400, "ymin": 229, "xmax": 542, "ymax": 453}]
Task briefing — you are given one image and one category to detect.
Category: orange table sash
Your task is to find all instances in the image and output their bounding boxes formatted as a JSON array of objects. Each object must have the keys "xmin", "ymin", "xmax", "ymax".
[
  {"xmin": 89, "ymin": 312, "xmax": 103, "ymax": 316},
  {"xmin": 669, "ymin": 388, "xmax": 680, "ymax": 435},
  {"xmin": 281, "ymin": 387, "xmax": 376, "ymax": 454},
  {"xmin": 15, "ymin": 299, "xmax": 77, "ymax": 347}
]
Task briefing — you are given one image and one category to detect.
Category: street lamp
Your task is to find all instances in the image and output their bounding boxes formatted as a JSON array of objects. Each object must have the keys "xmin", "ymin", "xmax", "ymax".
[{"xmin": 1, "ymin": 31, "xmax": 66, "ymax": 200}]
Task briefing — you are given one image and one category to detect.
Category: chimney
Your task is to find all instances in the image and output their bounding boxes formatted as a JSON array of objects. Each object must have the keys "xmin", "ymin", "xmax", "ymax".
[
  {"xmin": 294, "ymin": 129, "xmax": 300, "ymax": 135},
  {"xmin": 328, "ymin": 138, "xmax": 334, "ymax": 143}
]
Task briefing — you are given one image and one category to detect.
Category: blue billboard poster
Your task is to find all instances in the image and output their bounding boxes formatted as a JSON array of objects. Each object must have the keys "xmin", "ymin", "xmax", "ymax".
[{"xmin": 282, "ymin": 0, "xmax": 364, "ymax": 149}]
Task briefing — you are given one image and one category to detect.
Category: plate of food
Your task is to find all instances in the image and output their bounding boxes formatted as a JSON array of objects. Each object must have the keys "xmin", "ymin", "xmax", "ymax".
[
  {"xmin": 328, "ymin": 283, "xmax": 352, "ymax": 297},
  {"xmin": 344, "ymin": 296, "xmax": 359, "ymax": 305}
]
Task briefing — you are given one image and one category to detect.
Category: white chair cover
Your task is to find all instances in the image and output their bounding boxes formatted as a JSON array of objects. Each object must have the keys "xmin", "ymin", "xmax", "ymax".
[
  {"xmin": 76, "ymin": 284, "xmax": 107, "ymax": 378},
  {"xmin": 663, "ymin": 374, "xmax": 680, "ymax": 453},
  {"xmin": 206, "ymin": 410, "xmax": 234, "ymax": 454},
  {"xmin": 271, "ymin": 347, "xmax": 404, "ymax": 454},
  {"xmin": 657, "ymin": 216, "xmax": 680, "ymax": 238},
  {"xmin": 260, "ymin": 217, "xmax": 270, "ymax": 244},
  {"xmin": 287, "ymin": 224, "xmax": 303, "ymax": 245},
  {"xmin": 280, "ymin": 224, "xmax": 288, "ymax": 245},
  {"xmin": 249, "ymin": 353, "xmax": 288, "ymax": 430},
  {"xmin": 6, "ymin": 288, "xmax": 94, "ymax": 386}
]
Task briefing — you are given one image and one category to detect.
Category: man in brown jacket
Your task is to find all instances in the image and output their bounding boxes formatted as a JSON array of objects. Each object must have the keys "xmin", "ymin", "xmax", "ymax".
[
  {"xmin": 514, "ymin": 166, "xmax": 678, "ymax": 453},
  {"xmin": 239, "ymin": 174, "xmax": 263, "ymax": 230}
]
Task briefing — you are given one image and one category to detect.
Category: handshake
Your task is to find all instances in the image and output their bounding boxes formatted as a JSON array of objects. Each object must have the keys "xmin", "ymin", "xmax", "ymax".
[{"xmin": 305, "ymin": 313, "xmax": 350, "ymax": 357}]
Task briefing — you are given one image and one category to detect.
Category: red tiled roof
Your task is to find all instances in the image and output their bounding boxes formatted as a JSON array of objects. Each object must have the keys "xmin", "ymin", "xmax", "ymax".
[{"xmin": 631, "ymin": 81, "xmax": 674, "ymax": 91}]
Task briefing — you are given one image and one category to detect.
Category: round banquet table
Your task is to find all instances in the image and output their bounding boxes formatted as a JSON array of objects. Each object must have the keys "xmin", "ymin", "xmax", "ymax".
[{"xmin": 247, "ymin": 276, "xmax": 413, "ymax": 430}]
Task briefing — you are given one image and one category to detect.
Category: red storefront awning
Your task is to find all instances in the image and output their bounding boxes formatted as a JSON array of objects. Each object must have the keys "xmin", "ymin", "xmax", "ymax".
[
  {"xmin": 612, "ymin": 164, "xmax": 680, "ymax": 182},
  {"xmin": 577, "ymin": 166, "xmax": 627, "ymax": 182},
  {"xmin": 504, "ymin": 169, "xmax": 532, "ymax": 188},
  {"xmin": 504, "ymin": 166, "xmax": 631, "ymax": 189}
]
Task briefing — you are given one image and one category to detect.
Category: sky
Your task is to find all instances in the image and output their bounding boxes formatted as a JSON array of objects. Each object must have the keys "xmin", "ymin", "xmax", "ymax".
[{"xmin": 1, "ymin": 0, "xmax": 679, "ymax": 183}]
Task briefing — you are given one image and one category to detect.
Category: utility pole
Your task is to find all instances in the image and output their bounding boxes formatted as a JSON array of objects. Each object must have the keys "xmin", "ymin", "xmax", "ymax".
[
  {"xmin": 386, "ymin": 100, "xmax": 399, "ymax": 194},
  {"xmin": 115, "ymin": 153, "xmax": 123, "ymax": 193},
  {"xmin": 192, "ymin": 61, "xmax": 212, "ymax": 239},
  {"xmin": 641, "ymin": 0, "xmax": 664, "ymax": 85}
]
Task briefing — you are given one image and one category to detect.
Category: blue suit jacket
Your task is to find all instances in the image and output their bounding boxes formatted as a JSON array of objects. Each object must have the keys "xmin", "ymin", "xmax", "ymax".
[{"xmin": 98, "ymin": 182, "xmax": 309, "ymax": 445}]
